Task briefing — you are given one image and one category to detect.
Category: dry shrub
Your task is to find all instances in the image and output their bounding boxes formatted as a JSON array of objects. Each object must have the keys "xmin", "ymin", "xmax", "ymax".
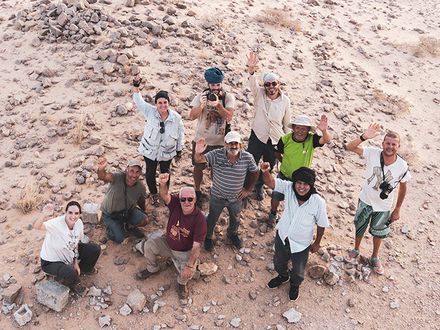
[
  {"xmin": 372, "ymin": 89, "xmax": 411, "ymax": 115},
  {"xmin": 256, "ymin": 7, "xmax": 298, "ymax": 29},
  {"xmin": 16, "ymin": 184, "xmax": 42, "ymax": 214},
  {"xmin": 395, "ymin": 36, "xmax": 440, "ymax": 58},
  {"xmin": 73, "ymin": 112, "xmax": 85, "ymax": 144}
]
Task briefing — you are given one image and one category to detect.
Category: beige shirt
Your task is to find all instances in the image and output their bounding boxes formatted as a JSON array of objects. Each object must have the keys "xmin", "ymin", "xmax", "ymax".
[
  {"xmin": 249, "ymin": 74, "xmax": 291, "ymax": 144},
  {"xmin": 190, "ymin": 91, "xmax": 236, "ymax": 146}
]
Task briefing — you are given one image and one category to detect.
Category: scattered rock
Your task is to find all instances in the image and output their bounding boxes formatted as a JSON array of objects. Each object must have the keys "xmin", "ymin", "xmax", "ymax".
[
  {"xmin": 283, "ymin": 308, "xmax": 302, "ymax": 323},
  {"xmin": 119, "ymin": 303, "xmax": 132, "ymax": 316},
  {"xmin": 98, "ymin": 315, "xmax": 111, "ymax": 327},
  {"xmin": 308, "ymin": 265, "xmax": 327, "ymax": 279},
  {"xmin": 198, "ymin": 262, "xmax": 218, "ymax": 276},
  {"xmin": 35, "ymin": 280, "xmax": 70, "ymax": 312},
  {"xmin": 2, "ymin": 283, "xmax": 22, "ymax": 303},
  {"xmin": 126, "ymin": 289, "xmax": 146, "ymax": 312},
  {"xmin": 14, "ymin": 304, "xmax": 32, "ymax": 326}
]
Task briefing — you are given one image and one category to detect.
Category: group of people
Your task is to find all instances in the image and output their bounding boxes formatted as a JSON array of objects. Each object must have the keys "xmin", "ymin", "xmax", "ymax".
[{"xmin": 34, "ymin": 52, "xmax": 410, "ymax": 302}]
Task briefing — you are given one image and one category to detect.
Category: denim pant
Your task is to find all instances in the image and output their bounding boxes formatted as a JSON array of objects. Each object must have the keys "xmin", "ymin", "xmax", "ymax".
[
  {"xmin": 246, "ymin": 129, "xmax": 276, "ymax": 191},
  {"xmin": 206, "ymin": 195, "xmax": 242, "ymax": 239},
  {"xmin": 102, "ymin": 208, "xmax": 146, "ymax": 244},
  {"xmin": 273, "ymin": 232, "xmax": 310, "ymax": 287},
  {"xmin": 41, "ymin": 242, "xmax": 101, "ymax": 287}
]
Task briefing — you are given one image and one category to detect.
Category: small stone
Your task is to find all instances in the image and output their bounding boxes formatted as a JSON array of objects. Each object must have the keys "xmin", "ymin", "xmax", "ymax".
[
  {"xmin": 230, "ymin": 317, "xmax": 241, "ymax": 328},
  {"xmin": 88, "ymin": 286, "xmax": 102, "ymax": 297},
  {"xmin": 308, "ymin": 265, "xmax": 327, "ymax": 279},
  {"xmin": 323, "ymin": 270, "xmax": 339, "ymax": 286},
  {"xmin": 116, "ymin": 54, "xmax": 129, "ymax": 66},
  {"xmin": 198, "ymin": 262, "xmax": 218, "ymax": 276},
  {"xmin": 98, "ymin": 315, "xmax": 111, "ymax": 327},
  {"xmin": 390, "ymin": 299, "xmax": 400, "ymax": 309},
  {"xmin": 2, "ymin": 283, "xmax": 22, "ymax": 303},
  {"xmin": 119, "ymin": 303, "xmax": 132, "ymax": 316},
  {"xmin": 14, "ymin": 304, "xmax": 32, "ymax": 326},
  {"xmin": 126, "ymin": 289, "xmax": 146, "ymax": 312},
  {"xmin": 283, "ymin": 308, "xmax": 302, "ymax": 323}
]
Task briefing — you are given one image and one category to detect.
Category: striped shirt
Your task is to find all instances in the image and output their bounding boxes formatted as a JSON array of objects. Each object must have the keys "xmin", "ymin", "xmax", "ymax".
[{"xmin": 205, "ymin": 148, "xmax": 258, "ymax": 201}]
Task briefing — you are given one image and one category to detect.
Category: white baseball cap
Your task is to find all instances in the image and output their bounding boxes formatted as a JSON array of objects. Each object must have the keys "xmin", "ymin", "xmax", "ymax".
[
  {"xmin": 127, "ymin": 160, "xmax": 143, "ymax": 169},
  {"xmin": 263, "ymin": 72, "xmax": 280, "ymax": 82},
  {"xmin": 289, "ymin": 114, "xmax": 314, "ymax": 128},
  {"xmin": 224, "ymin": 131, "xmax": 242, "ymax": 144}
]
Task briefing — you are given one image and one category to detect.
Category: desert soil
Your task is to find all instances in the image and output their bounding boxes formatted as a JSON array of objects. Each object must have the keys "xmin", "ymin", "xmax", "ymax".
[{"xmin": 0, "ymin": 0, "xmax": 439, "ymax": 329}]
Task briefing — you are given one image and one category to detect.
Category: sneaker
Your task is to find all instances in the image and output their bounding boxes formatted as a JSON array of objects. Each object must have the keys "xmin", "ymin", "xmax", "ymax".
[
  {"xmin": 195, "ymin": 191, "xmax": 203, "ymax": 209},
  {"xmin": 204, "ymin": 238, "xmax": 214, "ymax": 252},
  {"xmin": 136, "ymin": 269, "xmax": 154, "ymax": 280},
  {"xmin": 289, "ymin": 284, "xmax": 300, "ymax": 301},
  {"xmin": 177, "ymin": 283, "xmax": 189, "ymax": 299},
  {"xmin": 125, "ymin": 225, "xmax": 145, "ymax": 239},
  {"xmin": 82, "ymin": 267, "xmax": 98, "ymax": 275},
  {"xmin": 267, "ymin": 212, "xmax": 277, "ymax": 228},
  {"xmin": 135, "ymin": 239, "xmax": 146, "ymax": 254},
  {"xmin": 228, "ymin": 234, "xmax": 242, "ymax": 249},
  {"xmin": 267, "ymin": 275, "xmax": 289, "ymax": 289}
]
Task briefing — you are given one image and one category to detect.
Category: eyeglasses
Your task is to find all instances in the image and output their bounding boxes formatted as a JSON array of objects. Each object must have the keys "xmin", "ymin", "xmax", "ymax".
[
  {"xmin": 180, "ymin": 197, "xmax": 194, "ymax": 203},
  {"xmin": 159, "ymin": 122, "xmax": 165, "ymax": 134},
  {"xmin": 264, "ymin": 81, "xmax": 278, "ymax": 87}
]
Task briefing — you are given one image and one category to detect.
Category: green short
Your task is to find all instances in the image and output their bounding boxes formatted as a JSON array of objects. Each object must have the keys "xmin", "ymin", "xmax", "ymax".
[{"xmin": 354, "ymin": 200, "xmax": 391, "ymax": 239}]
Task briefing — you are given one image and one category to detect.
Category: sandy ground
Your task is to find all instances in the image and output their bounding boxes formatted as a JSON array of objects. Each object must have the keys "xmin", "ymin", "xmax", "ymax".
[{"xmin": 0, "ymin": 0, "xmax": 439, "ymax": 329}]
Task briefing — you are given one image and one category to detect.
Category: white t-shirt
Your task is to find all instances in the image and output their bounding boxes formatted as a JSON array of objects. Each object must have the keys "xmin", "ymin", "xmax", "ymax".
[
  {"xmin": 359, "ymin": 147, "xmax": 411, "ymax": 212},
  {"xmin": 274, "ymin": 178, "xmax": 330, "ymax": 253},
  {"xmin": 40, "ymin": 215, "xmax": 84, "ymax": 264}
]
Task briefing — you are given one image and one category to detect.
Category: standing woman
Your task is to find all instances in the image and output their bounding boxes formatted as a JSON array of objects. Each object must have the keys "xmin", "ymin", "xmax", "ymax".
[
  {"xmin": 34, "ymin": 201, "xmax": 101, "ymax": 288},
  {"xmin": 132, "ymin": 76, "xmax": 185, "ymax": 207}
]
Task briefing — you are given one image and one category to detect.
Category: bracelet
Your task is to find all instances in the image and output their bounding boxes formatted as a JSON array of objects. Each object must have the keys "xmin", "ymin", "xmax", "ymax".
[{"xmin": 359, "ymin": 134, "xmax": 366, "ymax": 142}]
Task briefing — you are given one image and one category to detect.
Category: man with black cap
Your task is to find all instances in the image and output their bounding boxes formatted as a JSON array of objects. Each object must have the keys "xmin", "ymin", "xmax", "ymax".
[
  {"xmin": 98, "ymin": 156, "xmax": 149, "ymax": 244},
  {"xmin": 261, "ymin": 162, "xmax": 330, "ymax": 301},
  {"xmin": 246, "ymin": 51, "xmax": 291, "ymax": 200},
  {"xmin": 188, "ymin": 67, "xmax": 236, "ymax": 208},
  {"xmin": 194, "ymin": 131, "xmax": 259, "ymax": 251}
]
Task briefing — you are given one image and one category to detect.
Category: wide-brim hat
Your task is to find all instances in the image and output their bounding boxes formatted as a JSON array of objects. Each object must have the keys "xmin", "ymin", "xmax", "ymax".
[{"xmin": 289, "ymin": 114, "xmax": 314, "ymax": 129}]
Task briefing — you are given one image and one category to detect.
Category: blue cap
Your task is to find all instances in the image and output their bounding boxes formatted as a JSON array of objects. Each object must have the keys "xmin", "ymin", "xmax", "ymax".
[{"xmin": 204, "ymin": 67, "xmax": 224, "ymax": 84}]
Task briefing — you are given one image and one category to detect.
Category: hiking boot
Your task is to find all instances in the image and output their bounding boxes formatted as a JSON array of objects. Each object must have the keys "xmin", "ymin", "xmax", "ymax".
[
  {"xmin": 136, "ymin": 269, "xmax": 153, "ymax": 280},
  {"xmin": 267, "ymin": 212, "xmax": 277, "ymax": 228},
  {"xmin": 71, "ymin": 284, "xmax": 87, "ymax": 297},
  {"xmin": 204, "ymin": 238, "xmax": 214, "ymax": 252},
  {"xmin": 125, "ymin": 224, "xmax": 145, "ymax": 239},
  {"xmin": 267, "ymin": 275, "xmax": 289, "ymax": 289},
  {"xmin": 228, "ymin": 234, "xmax": 242, "ymax": 249},
  {"xmin": 289, "ymin": 284, "xmax": 300, "ymax": 301},
  {"xmin": 195, "ymin": 191, "xmax": 203, "ymax": 209},
  {"xmin": 177, "ymin": 283, "xmax": 189, "ymax": 299}
]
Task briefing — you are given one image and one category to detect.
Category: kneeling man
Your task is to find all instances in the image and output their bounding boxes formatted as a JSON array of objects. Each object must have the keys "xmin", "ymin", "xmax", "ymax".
[{"xmin": 135, "ymin": 173, "xmax": 207, "ymax": 299}]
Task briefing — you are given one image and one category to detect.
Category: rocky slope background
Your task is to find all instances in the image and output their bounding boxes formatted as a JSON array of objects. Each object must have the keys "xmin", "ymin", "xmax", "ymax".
[{"xmin": 0, "ymin": 0, "xmax": 439, "ymax": 329}]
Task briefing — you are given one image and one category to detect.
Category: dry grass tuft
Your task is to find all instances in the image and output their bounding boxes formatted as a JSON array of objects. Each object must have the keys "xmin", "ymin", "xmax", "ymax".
[
  {"xmin": 394, "ymin": 36, "xmax": 440, "ymax": 58},
  {"xmin": 73, "ymin": 112, "xmax": 85, "ymax": 144},
  {"xmin": 256, "ymin": 7, "xmax": 299, "ymax": 29},
  {"xmin": 372, "ymin": 89, "xmax": 411, "ymax": 115},
  {"xmin": 16, "ymin": 184, "xmax": 42, "ymax": 214}
]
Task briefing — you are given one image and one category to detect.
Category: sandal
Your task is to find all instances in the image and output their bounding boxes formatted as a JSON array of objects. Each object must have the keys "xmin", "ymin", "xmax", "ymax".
[
  {"xmin": 151, "ymin": 194, "xmax": 160, "ymax": 207},
  {"xmin": 344, "ymin": 248, "xmax": 359, "ymax": 263},
  {"xmin": 370, "ymin": 257, "xmax": 384, "ymax": 275}
]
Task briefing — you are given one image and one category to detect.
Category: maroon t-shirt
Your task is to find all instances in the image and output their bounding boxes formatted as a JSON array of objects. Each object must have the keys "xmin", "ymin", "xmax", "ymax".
[{"xmin": 165, "ymin": 195, "xmax": 207, "ymax": 252}]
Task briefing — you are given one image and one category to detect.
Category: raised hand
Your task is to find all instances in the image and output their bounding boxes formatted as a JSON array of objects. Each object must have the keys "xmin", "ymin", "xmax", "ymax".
[
  {"xmin": 97, "ymin": 157, "xmax": 107, "ymax": 170},
  {"xmin": 133, "ymin": 75, "xmax": 142, "ymax": 87},
  {"xmin": 363, "ymin": 123, "xmax": 382, "ymax": 140},
  {"xmin": 246, "ymin": 51, "xmax": 259, "ymax": 74},
  {"xmin": 195, "ymin": 138, "xmax": 207, "ymax": 154},
  {"xmin": 260, "ymin": 162, "xmax": 271, "ymax": 172},
  {"xmin": 317, "ymin": 114, "xmax": 328, "ymax": 132},
  {"xmin": 158, "ymin": 173, "xmax": 170, "ymax": 185}
]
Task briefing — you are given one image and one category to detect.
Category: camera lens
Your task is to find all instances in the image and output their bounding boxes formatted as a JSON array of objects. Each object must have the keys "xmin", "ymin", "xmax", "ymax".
[
  {"xmin": 379, "ymin": 191, "xmax": 388, "ymax": 200},
  {"xmin": 207, "ymin": 92, "xmax": 217, "ymax": 102}
]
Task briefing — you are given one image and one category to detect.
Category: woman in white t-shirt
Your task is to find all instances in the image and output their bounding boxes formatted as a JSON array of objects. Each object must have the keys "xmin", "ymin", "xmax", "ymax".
[{"xmin": 34, "ymin": 201, "xmax": 101, "ymax": 288}]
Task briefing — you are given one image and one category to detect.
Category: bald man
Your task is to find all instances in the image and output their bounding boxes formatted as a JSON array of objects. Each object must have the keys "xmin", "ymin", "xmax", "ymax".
[{"xmin": 135, "ymin": 173, "xmax": 207, "ymax": 299}]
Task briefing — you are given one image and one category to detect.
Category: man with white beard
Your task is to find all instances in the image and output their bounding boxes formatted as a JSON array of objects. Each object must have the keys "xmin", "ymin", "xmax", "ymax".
[{"xmin": 194, "ymin": 131, "xmax": 259, "ymax": 251}]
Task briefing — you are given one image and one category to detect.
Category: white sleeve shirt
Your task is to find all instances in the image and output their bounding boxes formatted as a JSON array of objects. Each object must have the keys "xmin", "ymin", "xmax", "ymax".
[{"xmin": 274, "ymin": 178, "xmax": 329, "ymax": 253}]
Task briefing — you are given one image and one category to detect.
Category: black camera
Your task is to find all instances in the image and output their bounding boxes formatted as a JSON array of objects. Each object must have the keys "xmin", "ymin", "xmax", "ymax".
[
  {"xmin": 379, "ymin": 181, "xmax": 393, "ymax": 200},
  {"xmin": 206, "ymin": 92, "xmax": 218, "ymax": 102}
]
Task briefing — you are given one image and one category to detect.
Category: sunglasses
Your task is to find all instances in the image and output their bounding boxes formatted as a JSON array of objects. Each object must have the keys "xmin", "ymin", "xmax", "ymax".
[
  {"xmin": 180, "ymin": 197, "xmax": 194, "ymax": 203},
  {"xmin": 264, "ymin": 81, "xmax": 278, "ymax": 87},
  {"xmin": 159, "ymin": 122, "xmax": 165, "ymax": 134}
]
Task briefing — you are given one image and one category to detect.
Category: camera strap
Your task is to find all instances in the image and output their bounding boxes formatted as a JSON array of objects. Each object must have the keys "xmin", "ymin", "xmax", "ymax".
[{"xmin": 380, "ymin": 152, "xmax": 408, "ymax": 190}]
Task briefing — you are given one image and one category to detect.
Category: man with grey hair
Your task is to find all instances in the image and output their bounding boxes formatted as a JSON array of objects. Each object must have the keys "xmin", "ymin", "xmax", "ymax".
[
  {"xmin": 246, "ymin": 51, "xmax": 291, "ymax": 200},
  {"xmin": 135, "ymin": 173, "xmax": 206, "ymax": 299},
  {"xmin": 194, "ymin": 130, "xmax": 259, "ymax": 251}
]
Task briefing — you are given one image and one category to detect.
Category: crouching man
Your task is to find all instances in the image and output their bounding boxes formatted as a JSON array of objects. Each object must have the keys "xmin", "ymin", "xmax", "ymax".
[
  {"xmin": 135, "ymin": 173, "xmax": 207, "ymax": 299},
  {"xmin": 261, "ymin": 163, "xmax": 329, "ymax": 301}
]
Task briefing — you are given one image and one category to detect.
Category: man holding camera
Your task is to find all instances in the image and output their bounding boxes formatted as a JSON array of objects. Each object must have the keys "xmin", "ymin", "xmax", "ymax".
[
  {"xmin": 246, "ymin": 51, "xmax": 291, "ymax": 200},
  {"xmin": 345, "ymin": 123, "xmax": 410, "ymax": 274},
  {"xmin": 98, "ymin": 157, "xmax": 148, "ymax": 244},
  {"xmin": 189, "ymin": 67, "xmax": 236, "ymax": 208}
]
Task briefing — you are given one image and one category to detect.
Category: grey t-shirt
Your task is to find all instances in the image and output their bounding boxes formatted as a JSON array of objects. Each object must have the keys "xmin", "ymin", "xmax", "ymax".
[{"xmin": 101, "ymin": 172, "xmax": 147, "ymax": 214}]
